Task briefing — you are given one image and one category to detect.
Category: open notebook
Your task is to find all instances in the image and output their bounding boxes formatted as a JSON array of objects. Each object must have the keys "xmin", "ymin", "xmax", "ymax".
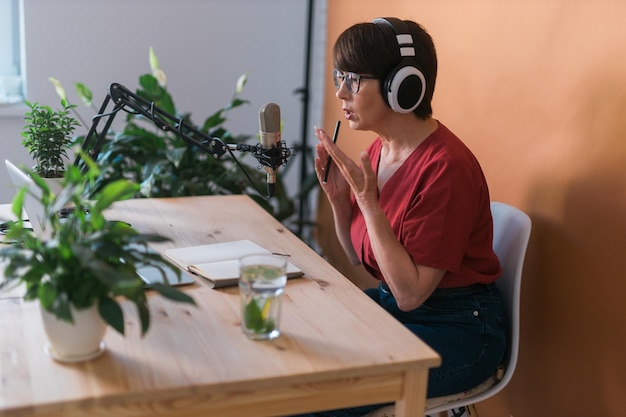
[
  {"xmin": 4, "ymin": 159, "xmax": 195, "ymax": 287},
  {"xmin": 164, "ymin": 239, "xmax": 303, "ymax": 288}
]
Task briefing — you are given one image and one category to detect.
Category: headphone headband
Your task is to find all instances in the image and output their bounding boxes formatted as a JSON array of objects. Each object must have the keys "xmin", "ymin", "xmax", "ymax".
[{"xmin": 372, "ymin": 17, "xmax": 415, "ymax": 56}]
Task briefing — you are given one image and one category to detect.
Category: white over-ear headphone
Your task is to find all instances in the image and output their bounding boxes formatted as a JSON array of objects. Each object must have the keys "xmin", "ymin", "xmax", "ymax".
[{"xmin": 372, "ymin": 17, "xmax": 426, "ymax": 114}]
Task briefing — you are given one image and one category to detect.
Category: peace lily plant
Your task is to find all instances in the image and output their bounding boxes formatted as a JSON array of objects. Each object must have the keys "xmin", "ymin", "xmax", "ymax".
[
  {"xmin": 51, "ymin": 47, "xmax": 294, "ymax": 221},
  {"xmin": 0, "ymin": 151, "xmax": 195, "ymax": 338}
]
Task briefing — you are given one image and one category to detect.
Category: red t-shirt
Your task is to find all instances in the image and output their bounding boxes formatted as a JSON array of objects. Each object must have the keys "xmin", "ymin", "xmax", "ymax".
[{"xmin": 350, "ymin": 122, "xmax": 501, "ymax": 288}]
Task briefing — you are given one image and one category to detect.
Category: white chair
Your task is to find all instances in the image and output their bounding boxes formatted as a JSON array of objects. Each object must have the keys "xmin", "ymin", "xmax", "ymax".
[{"xmin": 364, "ymin": 201, "xmax": 532, "ymax": 417}]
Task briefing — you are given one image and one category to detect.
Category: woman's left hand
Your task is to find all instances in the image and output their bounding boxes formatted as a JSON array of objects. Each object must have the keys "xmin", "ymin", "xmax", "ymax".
[
  {"xmin": 351, "ymin": 151, "xmax": 379, "ymax": 212},
  {"xmin": 315, "ymin": 128, "xmax": 379, "ymax": 210}
]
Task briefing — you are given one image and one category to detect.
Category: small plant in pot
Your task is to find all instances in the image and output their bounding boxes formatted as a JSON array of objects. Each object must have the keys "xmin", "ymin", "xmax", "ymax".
[
  {"xmin": 21, "ymin": 99, "xmax": 80, "ymax": 179},
  {"xmin": 0, "ymin": 151, "xmax": 195, "ymax": 362}
]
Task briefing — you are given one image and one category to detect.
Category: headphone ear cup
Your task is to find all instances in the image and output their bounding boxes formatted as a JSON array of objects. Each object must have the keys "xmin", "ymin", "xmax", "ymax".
[{"xmin": 384, "ymin": 60, "xmax": 426, "ymax": 114}]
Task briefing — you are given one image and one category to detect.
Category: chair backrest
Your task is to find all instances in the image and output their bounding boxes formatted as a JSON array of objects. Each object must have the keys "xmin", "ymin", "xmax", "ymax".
[
  {"xmin": 431, "ymin": 201, "xmax": 531, "ymax": 413},
  {"xmin": 487, "ymin": 201, "xmax": 531, "ymax": 392}
]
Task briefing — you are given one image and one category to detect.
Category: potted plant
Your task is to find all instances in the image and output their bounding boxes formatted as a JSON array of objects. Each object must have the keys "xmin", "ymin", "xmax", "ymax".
[
  {"xmin": 0, "ymin": 151, "xmax": 195, "ymax": 362},
  {"xmin": 21, "ymin": 99, "xmax": 80, "ymax": 179}
]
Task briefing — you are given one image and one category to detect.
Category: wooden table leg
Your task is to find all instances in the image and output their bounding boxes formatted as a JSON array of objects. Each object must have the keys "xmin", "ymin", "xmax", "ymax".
[{"xmin": 393, "ymin": 369, "xmax": 429, "ymax": 417}]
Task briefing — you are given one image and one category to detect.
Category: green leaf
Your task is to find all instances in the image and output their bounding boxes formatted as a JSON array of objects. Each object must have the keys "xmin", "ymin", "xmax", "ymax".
[
  {"xmin": 38, "ymin": 282, "xmax": 58, "ymax": 310},
  {"xmin": 243, "ymin": 298, "xmax": 276, "ymax": 334},
  {"xmin": 75, "ymin": 82, "xmax": 93, "ymax": 106},
  {"xmin": 10, "ymin": 187, "xmax": 25, "ymax": 219},
  {"xmin": 94, "ymin": 180, "xmax": 140, "ymax": 212},
  {"xmin": 136, "ymin": 300, "xmax": 150, "ymax": 336},
  {"xmin": 150, "ymin": 283, "xmax": 196, "ymax": 304},
  {"xmin": 50, "ymin": 293, "xmax": 72, "ymax": 323},
  {"xmin": 99, "ymin": 296, "xmax": 125, "ymax": 335}
]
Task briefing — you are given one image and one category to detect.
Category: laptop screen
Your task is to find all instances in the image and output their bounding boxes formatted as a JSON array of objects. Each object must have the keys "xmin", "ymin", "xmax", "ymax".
[{"xmin": 5, "ymin": 159, "xmax": 48, "ymax": 240}]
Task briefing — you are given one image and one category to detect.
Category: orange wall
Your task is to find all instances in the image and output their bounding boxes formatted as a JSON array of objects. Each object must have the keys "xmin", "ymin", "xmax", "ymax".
[{"xmin": 318, "ymin": 1, "xmax": 626, "ymax": 416}]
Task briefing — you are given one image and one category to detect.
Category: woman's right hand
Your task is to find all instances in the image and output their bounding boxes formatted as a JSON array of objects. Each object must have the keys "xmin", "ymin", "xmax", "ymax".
[
  {"xmin": 314, "ymin": 127, "xmax": 350, "ymax": 202},
  {"xmin": 313, "ymin": 126, "xmax": 360, "ymax": 265}
]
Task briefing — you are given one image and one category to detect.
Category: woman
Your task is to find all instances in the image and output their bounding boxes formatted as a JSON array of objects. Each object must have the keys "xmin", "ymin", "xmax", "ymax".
[{"xmin": 298, "ymin": 17, "xmax": 507, "ymax": 416}]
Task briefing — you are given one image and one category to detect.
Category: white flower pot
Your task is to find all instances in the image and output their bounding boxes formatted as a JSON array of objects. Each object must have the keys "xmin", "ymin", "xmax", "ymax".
[
  {"xmin": 42, "ymin": 177, "xmax": 64, "ymax": 195},
  {"xmin": 40, "ymin": 303, "xmax": 107, "ymax": 362}
]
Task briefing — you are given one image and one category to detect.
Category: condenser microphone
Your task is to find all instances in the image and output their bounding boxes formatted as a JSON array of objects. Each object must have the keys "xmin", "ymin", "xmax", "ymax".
[{"xmin": 258, "ymin": 102, "xmax": 281, "ymax": 197}]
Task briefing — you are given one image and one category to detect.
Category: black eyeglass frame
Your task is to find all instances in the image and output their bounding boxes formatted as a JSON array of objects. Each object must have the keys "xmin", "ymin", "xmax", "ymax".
[{"xmin": 333, "ymin": 69, "xmax": 377, "ymax": 94}]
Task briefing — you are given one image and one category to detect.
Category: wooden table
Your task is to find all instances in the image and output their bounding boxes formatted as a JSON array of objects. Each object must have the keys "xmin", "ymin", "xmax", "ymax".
[{"xmin": 0, "ymin": 195, "xmax": 440, "ymax": 417}]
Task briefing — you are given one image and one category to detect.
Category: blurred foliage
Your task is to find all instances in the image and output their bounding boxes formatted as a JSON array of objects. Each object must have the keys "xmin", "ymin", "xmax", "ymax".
[{"xmin": 55, "ymin": 48, "xmax": 294, "ymax": 221}]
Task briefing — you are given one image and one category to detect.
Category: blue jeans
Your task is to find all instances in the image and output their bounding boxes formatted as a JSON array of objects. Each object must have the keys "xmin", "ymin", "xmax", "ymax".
[{"xmin": 290, "ymin": 282, "xmax": 507, "ymax": 417}]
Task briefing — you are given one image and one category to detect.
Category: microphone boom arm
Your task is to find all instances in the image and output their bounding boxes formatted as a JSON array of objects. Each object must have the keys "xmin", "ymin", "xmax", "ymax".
[{"xmin": 78, "ymin": 83, "xmax": 292, "ymax": 198}]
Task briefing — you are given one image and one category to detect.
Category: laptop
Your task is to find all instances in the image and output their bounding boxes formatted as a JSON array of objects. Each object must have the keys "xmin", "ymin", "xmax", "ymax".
[
  {"xmin": 4, "ymin": 159, "xmax": 195, "ymax": 287},
  {"xmin": 5, "ymin": 159, "xmax": 48, "ymax": 239}
]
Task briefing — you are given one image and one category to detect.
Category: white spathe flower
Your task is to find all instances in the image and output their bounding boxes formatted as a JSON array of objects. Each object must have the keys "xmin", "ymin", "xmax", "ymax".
[
  {"xmin": 149, "ymin": 46, "xmax": 160, "ymax": 72},
  {"xmin": 49, "ymin": 77, "xmax": 67, "ymax": 101},
  {"xmin": 153, "ymin": 68, "xmax": 167, "ymax": 87},
  {"xmin": 149, "ymin": 47, "xmax": 167, "ymax": 87},
  {"xmin": 236, "ymin": 73, "xmax": 248, "ymax": 95}
]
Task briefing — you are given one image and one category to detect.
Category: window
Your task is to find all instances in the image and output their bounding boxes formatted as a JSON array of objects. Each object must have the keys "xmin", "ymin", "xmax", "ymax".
[{"xmin": 0, "ymin": 0, "xmax": 24, "ymax": 104}]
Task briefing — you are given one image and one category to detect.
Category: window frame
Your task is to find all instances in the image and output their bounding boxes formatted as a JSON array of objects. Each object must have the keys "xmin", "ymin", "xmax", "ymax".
[{"xmin": 0, "ymin": 0, "xmax": 24, "ymax": 105}]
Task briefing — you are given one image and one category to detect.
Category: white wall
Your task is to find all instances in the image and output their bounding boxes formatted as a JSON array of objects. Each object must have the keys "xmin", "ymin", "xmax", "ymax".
[{"xmin": 0, "ymin": 0, "xmax": 327, "ymax": 212}]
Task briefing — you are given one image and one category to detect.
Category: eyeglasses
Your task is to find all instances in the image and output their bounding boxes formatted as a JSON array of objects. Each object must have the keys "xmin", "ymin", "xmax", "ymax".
[{"xmin": 333, "ymin": 69, "xmax": 377, "ymax": 94}]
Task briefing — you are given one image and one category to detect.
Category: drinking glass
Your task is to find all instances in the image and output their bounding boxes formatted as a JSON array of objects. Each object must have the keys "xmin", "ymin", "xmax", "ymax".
[{"xmin": 239, "ymin": 254, "xmax": 287, "ymax": 340}]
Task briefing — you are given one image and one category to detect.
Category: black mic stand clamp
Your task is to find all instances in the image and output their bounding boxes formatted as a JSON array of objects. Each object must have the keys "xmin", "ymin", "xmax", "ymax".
[
  {"xmin": 232, "ymin": 142, "xmax": 291, "ymax": 174},
  {"xmin": 78, "ymin": 83, "xmax": 293, "ymax": 199}
]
